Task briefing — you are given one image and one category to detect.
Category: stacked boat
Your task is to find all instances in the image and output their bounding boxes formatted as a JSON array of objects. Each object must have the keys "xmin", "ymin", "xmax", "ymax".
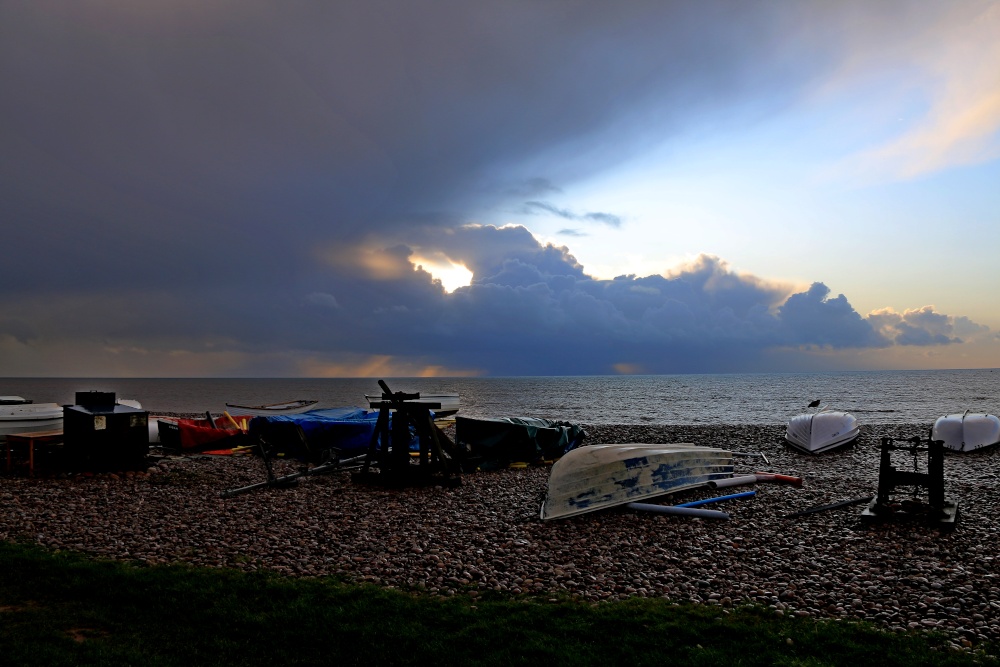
[{"xmin": 0, "ymin": 396, "xmax": 64, "ymax": 440}]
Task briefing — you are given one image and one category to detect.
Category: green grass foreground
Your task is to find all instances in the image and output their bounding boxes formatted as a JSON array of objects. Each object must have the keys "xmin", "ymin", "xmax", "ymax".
[{"xmin": 0, "ymin": 541, "xmax": 996, "ymax": 667}]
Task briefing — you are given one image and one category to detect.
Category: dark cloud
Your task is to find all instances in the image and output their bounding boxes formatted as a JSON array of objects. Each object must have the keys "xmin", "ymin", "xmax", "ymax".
[
  {"xmin": 778, "ymin": 283, "xmax": 888, "ymax": 348},
  {"xmin": 505, "ymin": 178, "xmax": 563, "ymax": 199},
  {"xmin": 867, "ymin": 306, "xmax": 985, "ymax": 347},
  {"xmin": 0, "ymin": 2, "xmax": 987, "ymax": 376},
  {"xmin": 522, "ymin": 201, "xmax": 623, "ymax": 227},
  {"xmin": 1, "ymin": 1, "xmax": 801, "ymax": 292}
]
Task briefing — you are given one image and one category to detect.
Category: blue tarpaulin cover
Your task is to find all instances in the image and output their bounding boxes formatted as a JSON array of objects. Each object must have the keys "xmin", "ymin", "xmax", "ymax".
[{"xmin": 249, "ymin": 407, "xmax": 381, "ymax": 456}]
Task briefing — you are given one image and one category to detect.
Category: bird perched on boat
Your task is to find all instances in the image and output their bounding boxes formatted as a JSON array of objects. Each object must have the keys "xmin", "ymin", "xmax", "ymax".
[{"xmin": 808, "ymin": 399, "xmax": 821, "ymax": 408}]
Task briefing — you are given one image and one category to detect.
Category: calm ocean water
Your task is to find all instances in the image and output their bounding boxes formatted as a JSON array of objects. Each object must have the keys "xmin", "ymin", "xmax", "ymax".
[{"xmin": 2, "ymin": 369, "xmax": 997, "ymax": 426}]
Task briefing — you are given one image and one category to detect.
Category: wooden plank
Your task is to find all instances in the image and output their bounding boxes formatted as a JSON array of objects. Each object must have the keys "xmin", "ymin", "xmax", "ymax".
[{"xmin": 6, "ymin": 429, "xmax": 64, "ymax": 443}]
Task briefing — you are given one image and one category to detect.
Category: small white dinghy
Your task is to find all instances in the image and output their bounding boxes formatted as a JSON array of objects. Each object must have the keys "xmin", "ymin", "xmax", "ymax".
[
  {"xmin": 932, "ymin": 411, "xmax": 1000, "ymax": 452},
  {"xmin": 540, "ymin": 443, "xmax": 733, "ymax": 520},
  {"xmin": 224, "ymin": 399, "xmax": 318, "ymax": 416},
  {"xmin": 785, "ymin": 403, "xmax": 859, "ymax": 454}
]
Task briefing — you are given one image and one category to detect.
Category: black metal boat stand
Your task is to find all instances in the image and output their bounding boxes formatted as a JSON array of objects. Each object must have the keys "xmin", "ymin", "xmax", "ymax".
[
  {"xmin": 861, "ymin": 434, "xmax": 959, "ymax": 530},
  {"xmin": 220, "ymin": 422, "xmax": 363, "ymax": 498},
  {"xmin": 353, "ymin": 380, "xmax": 462, "ymax": 487}
]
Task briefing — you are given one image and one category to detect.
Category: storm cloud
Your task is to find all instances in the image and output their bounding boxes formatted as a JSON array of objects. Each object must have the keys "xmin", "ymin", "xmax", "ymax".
[{"xmin": 0, "ymin": 2, "xmax": 993, "ymax": 376}]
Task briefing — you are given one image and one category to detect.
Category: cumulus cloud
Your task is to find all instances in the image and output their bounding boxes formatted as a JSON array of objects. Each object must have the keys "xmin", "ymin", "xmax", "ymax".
[
  {"xmin": 866, "ymin": 306, "xmax": 992, "ymax": 346},
  {"xmin": 290, "ymin": 225, "xmax": 979, "ymax": 374},
  {"xmin": 2, "ymin": 221, "xmax": 991, "ymax": 375},
  {"xmin": 779, "ymin": 283, "xmax": 888, "ymax": 348}
]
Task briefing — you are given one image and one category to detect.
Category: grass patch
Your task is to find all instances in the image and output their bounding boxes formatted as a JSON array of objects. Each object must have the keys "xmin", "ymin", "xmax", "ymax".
[{"xmin": 1, "ymin": 540, "xmax": 995, "ymax": 666}]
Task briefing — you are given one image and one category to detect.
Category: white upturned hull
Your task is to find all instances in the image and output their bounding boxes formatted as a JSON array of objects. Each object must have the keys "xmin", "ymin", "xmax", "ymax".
[
  {"xmin": 540, "ymin": 443, "xmax": 733, "ymax": 520},
  {"xmin": 932, "ymin": 412, "xmax": 1000, "ymax": 452},
  {"xmin": 0, "ymin": 403, "xmax": 64, "ymax": 440},
  {"xmin": 785, "ymin": 410, "xmax": 859, "ymax": 454}
]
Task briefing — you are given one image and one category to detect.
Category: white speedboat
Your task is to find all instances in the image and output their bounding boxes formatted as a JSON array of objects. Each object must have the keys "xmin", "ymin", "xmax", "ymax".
[
  {"xmin": 0, "ymin": 397, "xmax": 64, "ymax": 440},
  {"xmin": 785, "ymin": 406, "xmax": 859, "ymax": 454},
  {"xmin": 540, "ymin": 443, "xmax": 733, "ymax": 520},
  {"xmin": 932, "ymin": 411, "xmax": 1000, "ymax": 452}
]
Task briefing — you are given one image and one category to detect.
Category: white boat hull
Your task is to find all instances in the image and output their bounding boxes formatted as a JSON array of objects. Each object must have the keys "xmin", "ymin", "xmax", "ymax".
[
  {"xmin": 785, "ymin": 410, "xmax": 859, "ymax": 454},
  {"xmin": 540, "ymin": 443, "xmax": 733, "ymax": 520},
  {"xmin": 0, "ymin": 403, "xmax": 64, "ymax": 440},
  {"xmin": 224, "ymin": 399, "xmax": 318, "ymax": 416},
  {"xmin": 932, "ymin": 413, "xmax": 1000, "ymax": 452}
]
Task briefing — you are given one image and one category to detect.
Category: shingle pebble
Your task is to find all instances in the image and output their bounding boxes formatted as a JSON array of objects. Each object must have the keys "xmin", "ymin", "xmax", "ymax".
[{"xmin": 2, "ymin": 422, "xmax": 998, "ymax": 647}]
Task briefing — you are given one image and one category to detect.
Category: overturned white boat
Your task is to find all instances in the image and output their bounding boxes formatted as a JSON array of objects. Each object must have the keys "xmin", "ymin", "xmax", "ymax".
[
  {"xmin": 932, "ymin": 411, "xmax": 1000, "ymax": 452},
  {"xmin": 785, "ymin": 407, "xmax": 859, "ymax": 454},
  {"xmin": 540, "ymin": 443, "xmax": 733, "ymax": 520}
]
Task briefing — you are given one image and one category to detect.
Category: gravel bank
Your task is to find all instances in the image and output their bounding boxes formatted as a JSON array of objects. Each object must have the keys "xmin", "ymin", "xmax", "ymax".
[{"xmin": 2, "ymin": 422, "xmax": 999, "ymax": 650}]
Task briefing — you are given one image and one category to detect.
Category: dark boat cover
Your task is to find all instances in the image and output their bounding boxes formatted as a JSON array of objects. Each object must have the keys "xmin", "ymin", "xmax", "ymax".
[{"xmin": 455, "ymin": 416, "xmax": 586, "ymax": 471}]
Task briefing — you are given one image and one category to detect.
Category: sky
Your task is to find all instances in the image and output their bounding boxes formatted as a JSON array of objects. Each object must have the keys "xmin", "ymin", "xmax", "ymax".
[{"xmin": 1, "ymin": 0, "xmax": 999, "ymax": 378}]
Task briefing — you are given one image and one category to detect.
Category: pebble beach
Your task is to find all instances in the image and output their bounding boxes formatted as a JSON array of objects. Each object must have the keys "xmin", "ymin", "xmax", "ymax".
[{"xmin": 3, "ymin": 422, "xmax": 1000, "ymax": 651}]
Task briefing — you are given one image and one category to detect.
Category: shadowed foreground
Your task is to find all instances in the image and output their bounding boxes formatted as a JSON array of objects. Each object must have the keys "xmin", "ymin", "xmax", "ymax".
[{"xmin": 0, "ymin": 540, "xmax": 994, "ymax": 666}]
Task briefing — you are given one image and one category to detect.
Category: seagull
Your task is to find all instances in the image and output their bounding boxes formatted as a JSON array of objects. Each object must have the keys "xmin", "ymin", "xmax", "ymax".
[{"xmin": 808, "ymin": 399, "xmax": 821, "ymax": 408}]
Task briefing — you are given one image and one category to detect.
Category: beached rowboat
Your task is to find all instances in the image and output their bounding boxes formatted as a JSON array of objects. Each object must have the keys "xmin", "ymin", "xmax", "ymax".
[
  {"xmin": 932, "ymin": 411, "xmax": 1000, "ymax": 452},
  {"xmin": 540, "ymin": 443, "xmax": 733, "ymax": 520},
  {"xmin": 224, "ymin": 399, "xmax": 318, "ymax": 416},
  {"xmin": 785, "ymin": 408, "xmax": 859, "ymax": 454}
]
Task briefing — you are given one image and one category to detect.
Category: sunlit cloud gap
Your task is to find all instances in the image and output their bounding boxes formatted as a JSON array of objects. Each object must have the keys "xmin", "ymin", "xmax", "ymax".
[{"xmin": 409, "ymin": 256, "xmax": 474, "ymax": 293}]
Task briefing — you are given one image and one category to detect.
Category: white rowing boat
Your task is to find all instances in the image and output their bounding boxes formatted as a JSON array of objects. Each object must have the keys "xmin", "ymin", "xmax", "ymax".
[
  {"xmin": 224, "ymin": 399, "xmax": 318, "ymax": 416},
  {"xmin": 785, "ymin": 407, "xmax": 859, "ymax": 454},
  {"xmin": 932, "ymin": 411, "xmax": 1000, "ymax": 452},
  {"xmin": 540, "ymin": 443, "xmax": 733, "ymax": 520}
]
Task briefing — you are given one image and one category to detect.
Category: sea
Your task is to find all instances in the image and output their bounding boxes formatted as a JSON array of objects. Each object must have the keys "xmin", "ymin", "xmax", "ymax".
[{"xmin": 2, "ymin": 369, "xmax": 997, "ymax": 426}]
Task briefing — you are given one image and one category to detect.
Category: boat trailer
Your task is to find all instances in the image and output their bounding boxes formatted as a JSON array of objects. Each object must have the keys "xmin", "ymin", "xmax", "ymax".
[
  {"xmin": 220, "ymin": 380, "xmax": 462, "ymax": 497},
  {"xmin": 221, "ymin": 421, "xmax": 364, "ymax": 498},
  {"xmin": 861, "ymin": 434, "xmax": 959, "ymax": 530}
]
